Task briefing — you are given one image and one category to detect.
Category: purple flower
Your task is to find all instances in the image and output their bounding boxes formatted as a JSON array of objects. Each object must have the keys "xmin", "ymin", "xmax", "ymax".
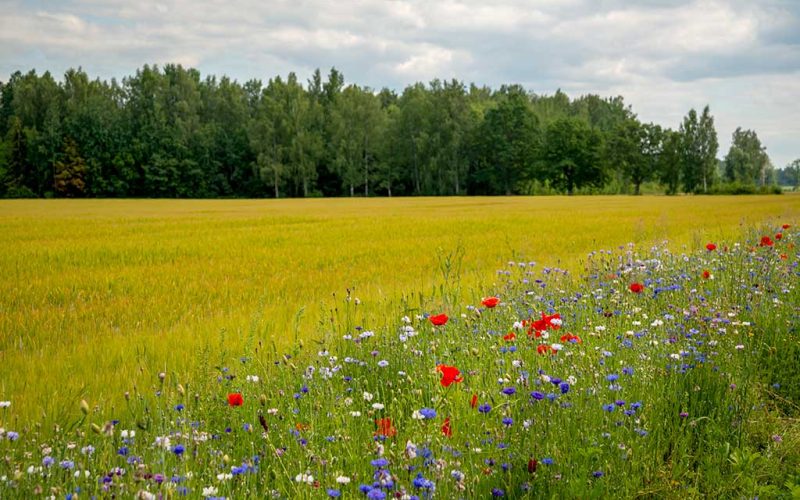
[
  {"xmin": 530, "ymin": 391, "xmax": 544, "ymax": 401},
  {"xmin": 502, "ymin": 417, "xmax": 513, "ymax": 427},
  {"xmin": 501, "ymin": 387, "xmax": 516, "ymax": 396},
  {"xmin": 172, "ymin": 444, "xmax": 185, "ymax": 456},
  {"xmin": 478, "ymin": 403, "xmax": 492, "ymax": 414},
  {"xmin": 559, "ymin": 382, "xmax": 570, "ymax": 394}
]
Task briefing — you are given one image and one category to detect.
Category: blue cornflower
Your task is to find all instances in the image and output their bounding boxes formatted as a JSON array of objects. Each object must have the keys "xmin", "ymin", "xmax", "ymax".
[
  {"xmin": 606, "ymin": 374, "xmax": 619, "ymax": 382},
  {"xmin": 6, "ymin": 431, "xmax": 19, "ymax": 441},
  {"xmin": 366, "ymin": 488, "xmax": 386, "ymax": 500},
  {"xmin": 175, "ymin": 404, "xmax": 184, "ymax": 411},
  {"xmin": 615, "ymin": 400, "xmax": 626, "ymax": 407},
  {"xmin": 530, "ymin": 391, "xmax": 544, "ymax": 400},
  {"xmin": 419, "ymin": 408, "xmax": 437, "ymax": 419},
  {"xmin": 593, "ymin": 471, "xmax": 604, "ymax": 478},
  {"xmin": 630, "ymin": 401, "xmax": 642, "ymax": 410},
  {"xmin": 559, "ymin": 382, "xmax": 570, "ymax": 394},
  {"xmin": 492, "ymin": 488, "xmax": 505, "ymax": 497},
  {"xmin": 622, "ymin": 367, "xmax": 634, "ymax": 376},
  {"xmin": 501, "ymin": 387, "xmax": 516, "ymax": 396},
  {"xmin": 541, "ymin": 457, "xmax": 554, "ymax": 465},
  {"xmin": 603, "ymin": 404, "xmax": 615, "ymax": 412},
  {"xmin": 172, "ymin": 444, "xmax": 185, "ymax": 456},
  {"xmin": 327, "ymin": 489, "xmax": 341, "ymax": 498},
  {"xmin": 370, "ymin": 458, "xmax": 389, "ymax": 468},
  {"xmin": 502, "ymin": 417, "xmax": 514, "ymax": 427},
  {"xmin": 60, "ymin": 460, "xmax": 75, "ymax": 470},
  {"xmin": 42, "ymin": 456, "xmax": 54, "ymax": 467},
  {"xmin": 478, "ymin": 403, "xmax": 492, "ymax": 414},
  {"xmin": 550, "ymin": 377, "xmax": 562, "ymax": 385}
]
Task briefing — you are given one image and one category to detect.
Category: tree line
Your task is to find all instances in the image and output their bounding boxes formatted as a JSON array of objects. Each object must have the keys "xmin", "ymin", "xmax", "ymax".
[{"xmin": 0, "ymin": 65, "xmax": 794, "ymax": 198}]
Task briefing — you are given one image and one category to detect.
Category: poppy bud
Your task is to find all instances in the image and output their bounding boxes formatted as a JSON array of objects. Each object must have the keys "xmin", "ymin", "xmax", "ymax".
[
  {"xmin": 223, "ymin": 454, "xmax": 230, "ymax": 464},
  {"xmin": 124, "ymin": 392, "xmax": 130, "ymax": 401},
  {"xmin": 80, "ymin": 400, "xmax": 89, "ymax": 415},
  {"xmin": 158, "ymin": 372, "xmax": 166, "ymax": 382},
  {"xmin": 91, "ymin": 423, "xmax": 101, "ymax": 434},
  {"xmin": 177, "ymin": 384, "xmax": 185, "ymax": 396},
  {"xmin": 471, "ymin": 347, "xmax": 479, "ymax": 356},
  {"xmin": 260, "ymin": 394, "xmax": 267, "ymax": 406},
  {"xmin": 528, "ymin": 458, "xmax": 538, "ymax": 473},
  {"xmin": 298, "ymin": 340, "xmax": 304, "ymax": 348}
]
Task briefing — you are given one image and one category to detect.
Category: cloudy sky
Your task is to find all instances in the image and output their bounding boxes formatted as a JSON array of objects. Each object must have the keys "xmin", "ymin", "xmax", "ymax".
[{"xmin": 1, "ymin": 0, "xmax": 799, "ymax": 167}]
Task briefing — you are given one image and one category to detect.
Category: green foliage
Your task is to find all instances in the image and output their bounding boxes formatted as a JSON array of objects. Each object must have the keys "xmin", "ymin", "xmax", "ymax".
[
  {"xmin": 542, "ymin": 117, "xmax": 605, "ymax": 194},
  {"xmin": 0, "ymin": 66, "xmax": 784, "ymax": 198},
  {"xmin": 53, "ymin": 137, "xmax": 87, "ymax": 197}
]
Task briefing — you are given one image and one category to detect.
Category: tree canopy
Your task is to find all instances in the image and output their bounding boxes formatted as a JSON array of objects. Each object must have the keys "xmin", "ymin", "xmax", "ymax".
[{"xmin": 0, "ymin": 66, "xmax": 786, "ymax": 198}]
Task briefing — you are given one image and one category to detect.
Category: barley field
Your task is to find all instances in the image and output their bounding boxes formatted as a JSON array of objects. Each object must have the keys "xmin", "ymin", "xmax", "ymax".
[
  {"xmin": 0, "ymin": 195, "xmax": 799, "ymax": 498},
  {"xmin": 0, "ymin": 196, "xmax": 796, "ymax": 421}
]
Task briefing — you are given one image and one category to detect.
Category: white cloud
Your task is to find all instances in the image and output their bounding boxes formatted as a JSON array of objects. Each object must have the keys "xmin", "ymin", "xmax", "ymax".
[{"xmin": 0, "ymin": 0, "xmax": 798, "ymax": 165}]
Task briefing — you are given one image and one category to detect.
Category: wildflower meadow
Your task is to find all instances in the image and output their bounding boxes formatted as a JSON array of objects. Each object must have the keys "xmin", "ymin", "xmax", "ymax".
[{"xmin": 0, "ymin": 197, "xmax": 798, "ymax": 498}]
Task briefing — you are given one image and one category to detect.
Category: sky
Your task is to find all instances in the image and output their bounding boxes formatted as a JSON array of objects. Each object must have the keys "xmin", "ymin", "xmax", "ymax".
[{"xmin": 1, "ymin": 0, "xmax": 799, "ymax": 167}]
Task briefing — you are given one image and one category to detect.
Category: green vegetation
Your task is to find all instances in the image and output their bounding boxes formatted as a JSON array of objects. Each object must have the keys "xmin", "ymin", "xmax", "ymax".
[
  {"xmin": 1, "ymin": 67, "xmax": 795, "ymax": 199},
  {"xmin": 0, "ymin": 203, "xmax": 797, "ymax": 498}
]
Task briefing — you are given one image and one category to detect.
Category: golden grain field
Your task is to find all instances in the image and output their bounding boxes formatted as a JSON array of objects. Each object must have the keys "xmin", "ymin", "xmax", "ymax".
[{"xmin": 1, "ymin": 195, "xmax": 797, "ymax": 421}]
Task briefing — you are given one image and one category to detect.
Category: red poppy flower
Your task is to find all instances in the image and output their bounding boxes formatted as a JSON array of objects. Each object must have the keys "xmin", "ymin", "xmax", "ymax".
[
  {"xmin": 537, "ymin": 344, "xmax": 555, "ymax": 355},
  {"xmin": 375, "ymin": 418, "xmax": 397, "ymax": 438},
  {"xmin": 560, "ymin": 332, "xmax": 582, "ymax": 344},
  {"xmin": 782, "ymin": 224, "xmax": 790, "ymax": 229},
  {"xmin": 775, "ymin": 233, "xmax": 782, "ymax": 240},
  {"xmin": 441, "ymin": 417, "xmax": 452, "ymax": 438},
  {"xmin": 503, "ymin": 332, "xmax": 516, "ymax": 341},
  {"xmin": 706, "ymin": 243, "xmax": 716, "ymax": 251},
  {"xmin": 470, "ymin": 393, "xmax": 478, "ymax": 409},
  {"xmin": 528, "ymin": 458, "xmax": 538, "ymax": 473},
  {"xmin": 481, "ymin": 297, "xmax": 500, "ymax": 308},
  {"xmin": 780, "ymin": 254, "xmax": 788, "ymax": 260},
  {"xmin": 702, "ymin": 270, "xmax": 710, "ymax": 279},
  {"xmin": 760, "ymin": 236, "xmax": 774, "ymax": 247},
  {"xmin": 527, "ymin": 312, "xmax": 561, "ymax": 336},
  {"xmin": 629, "ymin": 283, "xmax": 644, "ymax": 294},
  {"xmin": 227, "ymin": 393, "xmax": 244, "ymax": 407},
  {"xmin": 436, "ymin": 364, "xmax": 463, "ymax": 387},
  {"xmin": 429, "ymin": 314, "xmax": 449, "ymax": 326}
]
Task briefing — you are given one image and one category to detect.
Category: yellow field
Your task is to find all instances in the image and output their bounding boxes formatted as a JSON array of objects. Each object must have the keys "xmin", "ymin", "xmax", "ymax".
[{"xmin": 1, "ymin": 196, "xmax": 798, "ymax": 420}]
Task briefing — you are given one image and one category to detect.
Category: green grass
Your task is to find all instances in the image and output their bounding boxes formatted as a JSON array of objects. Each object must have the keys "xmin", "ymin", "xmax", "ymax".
[{"xmin": 0, "ymin": 195, "xmax": 797, "ymax": 425}]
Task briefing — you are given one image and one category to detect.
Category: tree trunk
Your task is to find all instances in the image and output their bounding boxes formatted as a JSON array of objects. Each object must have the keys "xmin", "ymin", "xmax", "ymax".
[
  {"xmin": 350, "ymin": 184, "xmax": 354, "ymax": 197},
  {"xmin": 634, "ymin": 182, "xmax": 640, "ymax": 195},
  {"xmin": 303, "ymin": 178, "xmax": 308, "ymax": 197},
  {"xmin": 274, "ymin": 171, "xmax": 279, "ymax": 198}
]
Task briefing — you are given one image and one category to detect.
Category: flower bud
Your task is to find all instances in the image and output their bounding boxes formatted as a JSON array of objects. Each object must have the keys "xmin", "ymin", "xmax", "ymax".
[
  {"xmin": 91, "ymin": 423, "xmax": 101, "ymax": 434},
  {"xmin": 80, "ymin": 400, "xmax": 89, "ymax": 415},
  {"xmin": 177, "ymin": 384, "xmax": 185, "ymax": 396},
  {"xmin": 259, "ymin": 394, "xmax": 267, "ymax": 406}
]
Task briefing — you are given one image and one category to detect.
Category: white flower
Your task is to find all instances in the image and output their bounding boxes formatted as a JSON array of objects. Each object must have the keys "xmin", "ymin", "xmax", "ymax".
[
  {"xmin": 405, "ymin": 441, "xmax": 417, "ymax": 459},
  {"xmin": 670, "ymin": 353, "xmax": 681, "ymax": 360},
  {"xmin": 336, "ymin": 475, "xmax": 351, "ymax": 484},
  {"xmin": 267, "ymin": 408, "xmax": 279, "ymax": 415},
  {"xmin": 217, "ymin": 473, "xmax": 233, "ymax": 481},
  {"xmin": 402, "ymin": 316, "xmax": 411, "ymax": 324},
  {"xmin": 202, "ymin": 486, "xmax": 218, "ymax": 496},
  {"xmin": 362, "ymin": 391, "xmax": 374, "ymax": 401},
  {"xmin": 377, "ymin": 360, "xmax": 389, "ymax": 368},
  {"xmin": 0, "ymin": 401, "xmax": 10, "ymax": 408},
  {"xmin": 294, "ymin": 472, "xmax": 314, "ymax": 484},
  {"xmin": 512, "ymin": 321, "xmax": 523, "ymax": 330},
  {"xmin": 735, "ymin": 344, "xmax": 745, "ymax": 350},
  {"xmin": 246, "ymin": 375, "xmax": 260, "ymax": 383},
  {"xmin": 350, "ymin": 411, "xmax": 361, "ymax": 417},
  {"xmin": 411, "ymin": 410, "xmax": 424, "ymax": 420},
  {"xmin": 372, "ymin": 403, "xmax": 385, "ymax": 410}
]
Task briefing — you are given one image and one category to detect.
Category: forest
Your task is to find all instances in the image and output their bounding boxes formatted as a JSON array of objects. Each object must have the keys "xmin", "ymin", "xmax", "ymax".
[{"xmin": 0, "ymin": 65, "xmax": 796, "ymax": 198}]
